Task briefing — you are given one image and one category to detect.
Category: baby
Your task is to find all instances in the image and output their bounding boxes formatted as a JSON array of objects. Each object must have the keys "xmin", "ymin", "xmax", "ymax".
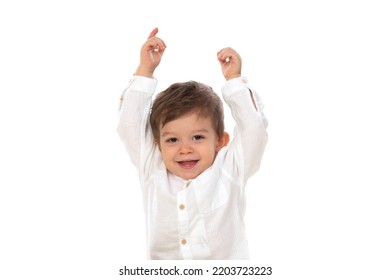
[{"xmin": 117, "ymin": 28, "xmax": 268, "ymax": 259}]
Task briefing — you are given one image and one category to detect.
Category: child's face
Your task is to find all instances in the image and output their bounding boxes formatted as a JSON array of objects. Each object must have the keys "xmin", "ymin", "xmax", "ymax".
[{"xmin": 158, "ymin": 112, "xmax": 228, "ymax": 180}]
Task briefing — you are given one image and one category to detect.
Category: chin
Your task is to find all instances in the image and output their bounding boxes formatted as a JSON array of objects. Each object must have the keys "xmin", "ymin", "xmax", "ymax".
[
  {"xmin": 175, "ymin": 171, "xmax": 201, "ymax": 180},
  {"xmin": 179, "ymin": 174, "xmax": 197, "ymax": 180}
]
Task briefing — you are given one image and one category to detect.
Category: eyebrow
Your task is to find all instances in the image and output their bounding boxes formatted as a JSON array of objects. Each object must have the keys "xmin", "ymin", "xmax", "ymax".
[{"xmin": 161, "ymin": 129, "xmax": 210, "ymax": 137}]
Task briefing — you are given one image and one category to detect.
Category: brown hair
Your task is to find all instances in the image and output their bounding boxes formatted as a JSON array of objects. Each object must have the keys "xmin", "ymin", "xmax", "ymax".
[{"xmin": 150, "ymin": 81, "xmax": 224, "ymax": 141}]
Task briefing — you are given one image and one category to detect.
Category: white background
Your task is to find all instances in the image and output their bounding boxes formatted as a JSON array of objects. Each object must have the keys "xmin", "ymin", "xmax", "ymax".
[{"xmin": 1, "ymin": 0, "xmax": 389, "ymax": 279}]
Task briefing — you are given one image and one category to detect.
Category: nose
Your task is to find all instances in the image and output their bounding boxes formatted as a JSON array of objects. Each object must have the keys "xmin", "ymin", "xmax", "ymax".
[{"xmin": 179, "ymin": 140, "xmax": 193, "ymax": 154}]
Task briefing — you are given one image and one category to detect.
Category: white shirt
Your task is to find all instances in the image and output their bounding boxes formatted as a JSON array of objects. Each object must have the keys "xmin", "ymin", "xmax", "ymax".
[{"xmin": 117, "ymin": 75, "xmax": 268, "ymax": 259}]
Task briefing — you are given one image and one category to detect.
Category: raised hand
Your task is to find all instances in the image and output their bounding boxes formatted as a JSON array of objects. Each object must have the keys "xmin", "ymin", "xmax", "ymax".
[
  {"xmin": 135, "ymin": 27, "xmax": 167, "ymax": 77},
  {"xmin": 217, "ymin": 47, "xmax": 242, "ymax": 80}
]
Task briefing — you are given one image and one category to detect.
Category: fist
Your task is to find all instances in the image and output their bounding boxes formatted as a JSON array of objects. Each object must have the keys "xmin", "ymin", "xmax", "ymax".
[{"xmin": 217, "ymin": 47, "xmax": 242, "ymax": 80}]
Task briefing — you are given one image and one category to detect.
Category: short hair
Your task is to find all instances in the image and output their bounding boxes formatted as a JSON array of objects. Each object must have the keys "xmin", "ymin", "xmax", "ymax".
[{"xmin": 150, "ymin": 81, "xmax": 224, "ymax": 141}]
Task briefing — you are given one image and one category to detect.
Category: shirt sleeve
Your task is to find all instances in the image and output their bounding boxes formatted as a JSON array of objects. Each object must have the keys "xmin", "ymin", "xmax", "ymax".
[
  {"xmin": 117, "ymin": 75, "xmax": 158, "ymax": 172},
  {"xmin": 222, "ymin": 76, "xmax": 268, "ymax": 184}
]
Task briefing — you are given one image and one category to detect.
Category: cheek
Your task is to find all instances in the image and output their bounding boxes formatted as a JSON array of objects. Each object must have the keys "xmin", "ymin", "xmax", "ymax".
[
  {"xmin": 160, "ymin": 146, "xmax": 167, "ymax": 157},
  {"xmin": 213, "ymin": 140, "xmax": 221, "ymax": 152},
  {"xmin": 160, "ymin": 145, "xmax": 174, "ymax": 159},
  {"xmin": 205, "ymin": 144, "xmax": 219, "ymax": 157}
]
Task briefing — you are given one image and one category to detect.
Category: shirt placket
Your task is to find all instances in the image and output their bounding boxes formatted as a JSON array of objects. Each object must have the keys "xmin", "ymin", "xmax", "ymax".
[{"xmin": 177, "ymin": 181, "xmax": 192, "ymax": 260}]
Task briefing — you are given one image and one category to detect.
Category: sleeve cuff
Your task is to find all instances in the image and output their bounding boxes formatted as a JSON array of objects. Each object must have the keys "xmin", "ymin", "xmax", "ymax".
[
  {"xmin": 128, "ymin": 75, "xmax": 158, "ymax": 93},
  {"xmin": 221, "ymin": 76, "xmax": 250, "ymax": 100}
]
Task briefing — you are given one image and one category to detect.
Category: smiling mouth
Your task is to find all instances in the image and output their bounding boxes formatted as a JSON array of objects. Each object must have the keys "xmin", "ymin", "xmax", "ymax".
[{"xmin": 177, "ymin": 160, "xmax": 199, "ymax": 169}]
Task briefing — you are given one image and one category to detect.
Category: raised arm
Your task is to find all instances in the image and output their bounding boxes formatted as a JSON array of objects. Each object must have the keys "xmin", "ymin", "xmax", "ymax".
[
  {"xmin": 218, "ymin": 47, "xmax": 268, "ymax": 182},
  {"xmin": 117, "ymin": 28, "xmax": 166, "ymax": 170}
]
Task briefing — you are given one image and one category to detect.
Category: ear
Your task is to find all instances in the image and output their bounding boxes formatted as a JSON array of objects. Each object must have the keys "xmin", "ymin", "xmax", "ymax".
[{"xmin": 216, "ymin": 132, "xmax": 230, "ymax": 152}]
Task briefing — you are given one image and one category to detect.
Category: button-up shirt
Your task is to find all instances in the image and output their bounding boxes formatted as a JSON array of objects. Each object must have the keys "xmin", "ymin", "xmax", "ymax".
[{"xmin": 117, "ymin": 75, "xmax": 268, "ymax": 259}]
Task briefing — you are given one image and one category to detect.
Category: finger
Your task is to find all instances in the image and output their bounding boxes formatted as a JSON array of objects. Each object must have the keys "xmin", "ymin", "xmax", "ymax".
[
  {"xmin": 152, "ymin": 37, "xmax": 167, "ymax": 52},
  {"xmin": 217, "ymin": 52, "xmax": 232, "ymax": 63},
  {"xmin": 219, "ymin": 51, "xmax": 239, "ymax": 64},
  {"xmin": 148, "ymin": 41, "xmax": 163, "ymax": 54},
  {"xmin": 218, "ymin": 47, "xmax": 238, "ymax": 57},
  {"xmin": 156, "ymin": 37, "xmax": 167, "ymax": 49},
  {"xmin": 147, "ymin": 29, "xmax": 167, "ymax": 50},
  {"xmin": 147, "ymin": 27, "xmax": 159, "ymax": 39},
  {"xmin": 217, "ymin": 48, "xmax": 232, "ymax": 62}
]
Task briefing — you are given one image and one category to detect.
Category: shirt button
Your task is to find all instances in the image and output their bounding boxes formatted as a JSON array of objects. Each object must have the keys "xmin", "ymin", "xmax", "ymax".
[
  {"xmin": 179, "ymin": 204, "xmax": 185, "ymax": 210},
  {"xmin": 181, "ymin": 239, "xmax": 187, "ymax": 245}
]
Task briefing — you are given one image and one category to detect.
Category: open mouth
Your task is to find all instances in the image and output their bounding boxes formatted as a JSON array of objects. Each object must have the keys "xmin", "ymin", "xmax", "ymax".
[{"xmin": 177, "ymin": 160, "xmax": 199, "ymax": 169}]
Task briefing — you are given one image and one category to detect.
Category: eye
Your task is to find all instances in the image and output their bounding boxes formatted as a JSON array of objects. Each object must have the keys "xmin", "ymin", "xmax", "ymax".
[
  {"xmin": 166, "ymin": 137, "xmax": 178, "ymax": 143},
  {"xmin": 192, "ymin": 135, "xmax": 205, "ymax": 141}
]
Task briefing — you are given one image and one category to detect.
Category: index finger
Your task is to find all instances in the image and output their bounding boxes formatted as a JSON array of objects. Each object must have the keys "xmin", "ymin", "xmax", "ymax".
[{"xmin": 147, "ymin": 27, "xmax": 159, "ymax": 39}]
